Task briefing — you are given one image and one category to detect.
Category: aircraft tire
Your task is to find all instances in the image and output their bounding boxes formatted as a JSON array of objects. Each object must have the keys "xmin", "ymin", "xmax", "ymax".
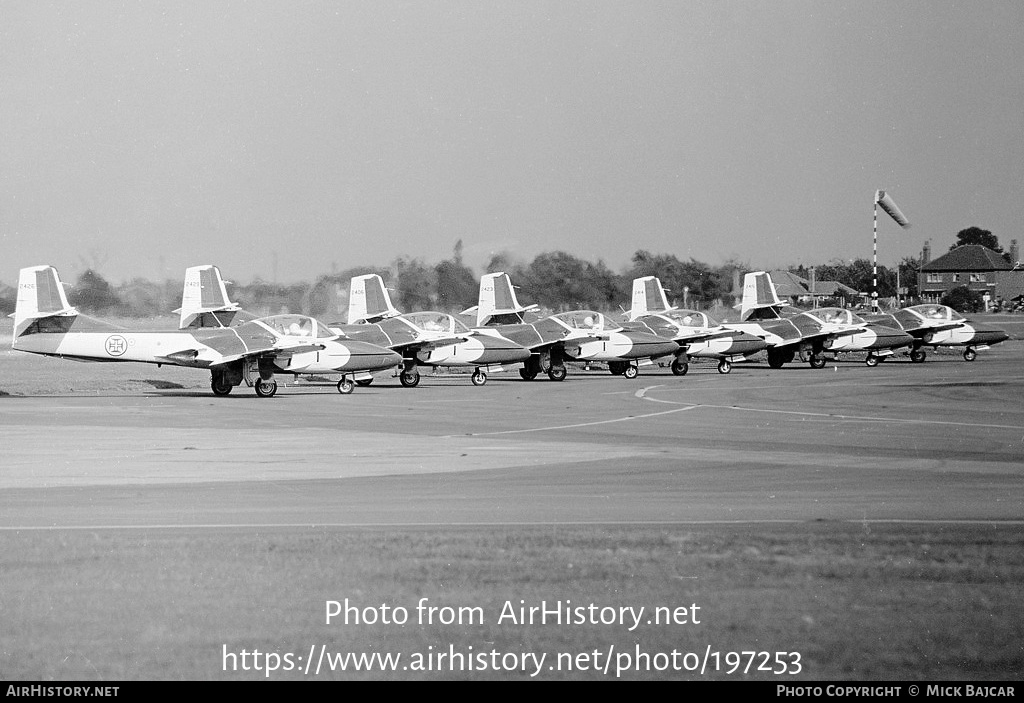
[
  {"xmin": 767, "ymin": 349, "xmax": 788, "ymax": 369},
  {"xmin": 865, "ymin": 355, "xmax": 879, "ymax": 367},
  {"xmin": 211, "ymin": 378, "xmax": 233, "ymax": 396},
  {"xmin": 623, "ymin": 365, "xmax": 639, "ymax": 379},
  {"xmin": 717, "ymin": 359, "xmax": 732, "ymax": 374},
  {"xmin": 963, "ymin": 347, "xmax": 977, "ymax": 362},
  {"xmin": 910, "ymin": 349, "xmax": 927, "ymax": 363},
  {"xmin": 337, "ymin": 378, "xmax": 355, "ymax": 394},
  {"xmin": 519, "ymin": 368, "xmax": 538, "ymax": 381},
  {"xmin": 671, "ymin": 358, "xmax": 688, "ymax": 376},
  {"xmin": 547, "ymin": 365, "xmax": 567, "ymax": 382},
  {"xmin": 255, "ymin": 378, "xmax": 278, "ymax": 398},
  {"xmin": 400, "ymin": 368, "xmax": 421, "ymax": 388},
  {"xmin": 471, "ymin": 370, "xmax": 487, "ymax": 386},
  {"xmin": 808, "ymin": 355, "xmax": 826, "ymax": 370}
]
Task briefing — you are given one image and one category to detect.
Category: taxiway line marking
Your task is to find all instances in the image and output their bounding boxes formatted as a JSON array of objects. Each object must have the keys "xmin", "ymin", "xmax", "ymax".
[
  {"xmin": 635, "ymin": 385, "xmax": 1024, "ymax": 431},
  {"xmin": 444, "ymin": 404, "xmax": 699, "ymax": 437}
]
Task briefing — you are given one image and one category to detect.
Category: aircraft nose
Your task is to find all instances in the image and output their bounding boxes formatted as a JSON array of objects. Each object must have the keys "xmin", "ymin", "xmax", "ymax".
[
  {"xmin": 473, "ymin": 334, "xmax": 533, "ymax": 364},
  {"xmin": 626, "ymin": 332, "xmax": 682, "ymax": 359},
  {"xmin": 345, "ymin": 341, "xmax": 403, "ymax": 371},
  {"xmin": 873, "ymin": 326, "xmax": 914, "ymax": 350},
  {"xmin": 974, "ymin": 327, "xmax": 1010, "ymax": 345},
  {"xmin": 731, "ymin": 332, "xmax": 769, "ymax": 355},
  {"xmin": 968, "ymin": 321, "xmax": 1009, "ymax": 345}
]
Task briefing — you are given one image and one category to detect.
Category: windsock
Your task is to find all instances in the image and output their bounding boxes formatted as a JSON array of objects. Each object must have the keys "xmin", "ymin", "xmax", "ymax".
[{"xmin": 875, "ymin": 190, "xmax": 911, "ymax": 228}]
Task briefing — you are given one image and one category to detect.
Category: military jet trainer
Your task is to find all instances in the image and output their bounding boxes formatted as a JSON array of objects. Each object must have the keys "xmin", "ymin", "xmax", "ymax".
[
  {"xmin": 863, "ymin": 304, "xmax": 1009, "ymax": 362},
  {"xmin": 472, "ymin": 272, "xmax": 681, "ymax": 380},
  {"xmin": 622, "ymin": 275, "xmax": 769, "ymax": 375},
  {"xmin": 11, "ymin": 265, "xmax": 401, "ymax": 397}
]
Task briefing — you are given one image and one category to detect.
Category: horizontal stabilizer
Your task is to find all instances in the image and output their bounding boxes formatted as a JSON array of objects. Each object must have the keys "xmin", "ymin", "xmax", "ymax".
[
  {"xmin": 13, "ymin": 266, "xmax": 78, "ymax": 338},
  {"xmin": 628, "ymin": 276, "xmax": 674, "ymax": 320},
  {"xmin": 477, "ymin": 272, "xmax": 535, "ymax": 326},
  {"xmin": 349, "ymin": 274, "xmax": 402, "ymax": 324},
  {"xmin": 740, "ymin": 271, "xmax": 785, "ymax": 321},
  {"xmin": 179, "ymin": 265, "xmax": 241, "ymax": 329}
]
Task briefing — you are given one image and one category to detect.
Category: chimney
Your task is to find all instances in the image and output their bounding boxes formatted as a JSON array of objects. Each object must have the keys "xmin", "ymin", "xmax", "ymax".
[
  {"xmin": 922, "ymin": 240, "xmax": 931, "ymax": 266},
  {"xmin": 1011, "ymin": 239, "xmax": 1020, "ymax": 266}
]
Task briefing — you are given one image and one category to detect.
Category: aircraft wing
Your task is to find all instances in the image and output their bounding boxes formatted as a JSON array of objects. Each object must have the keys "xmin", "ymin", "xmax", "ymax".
[
  {"xmin": 215, "ymin": 339, "xmax": 327, "ymax": 365},
  {"xmin": 910, "ymin": 320, "xmax": 964, "ymax": 334},
  {"xmin": 671, "ymin": 326, "xmax": 742, "ymax": 344},
  {"xmin": 380, "ymin": 333, "xmax": 472, "ymax": 355},
  {"xmin": 817, "ymin": 322, "xmax": 868, "ymax": 338},
  {"xmin": 162, "ymin": 333, "xmax": 328, "ymax": 368},
  {"xmin": 561, "ymin": 329, "xmax": 611, "ymax": 342},
  {"xmin": 775, "ymin": 324, "xmax": 865, "ymax": 348}
]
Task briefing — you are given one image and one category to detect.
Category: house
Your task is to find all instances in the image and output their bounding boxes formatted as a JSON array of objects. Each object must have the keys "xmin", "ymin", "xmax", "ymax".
[
  {"xmin": 768, "ymin": 270, "xmax": 859, "ymax": 306},
  {"xmin": 918, "ymin": 240, "xmax": 1024, "ymax": 304}
]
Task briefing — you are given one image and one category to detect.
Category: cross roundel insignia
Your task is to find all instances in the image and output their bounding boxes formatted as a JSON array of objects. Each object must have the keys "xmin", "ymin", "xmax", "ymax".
[{"xmin": 105, "ymin": 335, "xmax": 128, "ymax": 357}]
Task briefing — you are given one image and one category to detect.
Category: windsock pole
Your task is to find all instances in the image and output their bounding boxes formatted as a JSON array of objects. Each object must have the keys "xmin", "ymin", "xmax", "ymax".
[
  {"xmin": 873, "ymin": 199, "xmax": 879, "ymax": 312},
  {"xmin": 872, "ymin": 190, "xmax": 912, "ymax": 313}
]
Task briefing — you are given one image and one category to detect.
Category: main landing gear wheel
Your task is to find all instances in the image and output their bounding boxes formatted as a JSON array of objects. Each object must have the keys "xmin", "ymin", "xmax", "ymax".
[
  {"xmin": 519, "ymin": 368, "xmax": 538, "ymax": 381},
  {"xmin": 717, "ymin": 359, "xmax": 732, "ymax": 374},
  {"xmin": 400, "ymin": 368, "xmax": 421, "ymax": 388},
  {"xmin": 808, "ymin": 355, "xmax": 826, "ymax": 369},
  {"xmin": 910, "ymin": 349, "xmax": 927, "ymax": 363},
  {"xmin": 671, "ymin": 358, "xmax": 689, "ymax": 376},
  {"xmin": 608, "ymin": 360, "xmax": 628, "ymax": 376},
  {"xmin": 963, "ymin": 347, "xmax": 977, "ymax": 362},
  {"xmin": 623, "ymin": 364, "xmax": 639, "ymax": 379},
  {"xmin": 471, "ymin": 370, "xmax": 487, "ymax": 386},
  {"xmin": 211, "ymin": 378, "xmax": 233, "ymax": 396},
  {"xmin": 355, "ymin": 378, "xmax": 373, "ymax": 387},
  {"xmin": 547, "ymin": 365, "xmax": 567, "ymax": 382},
  {"xmin": 767, "ymin": 348, "xmax": 791, "ymax": 369},
  {"xmin": 255, "ymin": 378, "xmax": 278, "ymax": 397},
  {"xmin": 337, "ymin": 377, "xmax": 355, "ymax": 394},
  {"xmin": 865, "ymin": 355, "xmax": 879, "ymax": 367}
]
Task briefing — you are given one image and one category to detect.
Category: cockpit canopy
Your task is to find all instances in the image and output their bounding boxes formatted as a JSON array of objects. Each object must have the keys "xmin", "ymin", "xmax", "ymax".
[
  {"xmin": 662, "ymin": 309, "xmax": 717, "ymax": 328},
  {"xmin": 401, "ymin": 311, "xmax": 472, "ymax": 334},
  {"xmin": 907, "ymin": 304, "xmax": 965, "ymax": 322},
  {"xmin": 804, "ymin": 307, "xmax": 866, "ymax": 325},
  {"xmin": 257, "ymin": 314, "xmax": 339, "ymax": 341},
  {"xmin": 551, "ymin": 310, "xmax": 618, "ymax": 331}
]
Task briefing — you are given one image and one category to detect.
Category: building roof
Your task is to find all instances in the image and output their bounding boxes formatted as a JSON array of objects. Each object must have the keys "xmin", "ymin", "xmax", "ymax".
[
  {"xmin": 922, "ymin": 245, "xmax": 1012, "ymax": 272},
  {"xmin": 768, "ymin": 270, "xmax": 810, "ymax": 297},
  {"xmin": 769, "ymin": 271, "xmax": 856, "ymax": 298},
  {"xmin": 811, "ymin": 280, "xmax": 858, "ymax": 296}
]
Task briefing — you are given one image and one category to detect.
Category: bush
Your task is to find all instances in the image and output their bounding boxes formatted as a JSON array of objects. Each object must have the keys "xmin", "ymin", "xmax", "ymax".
[{"xmin": 940, "ymin": 286, "xmax": 984, "ymax": 313}]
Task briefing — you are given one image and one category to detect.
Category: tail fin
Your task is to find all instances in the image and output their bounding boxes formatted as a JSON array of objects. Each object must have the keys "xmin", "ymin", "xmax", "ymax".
[
  {"xmin": 176, "ymin": 265, "xmax": 241, "ymax": 329},
  {"xmin": 740, "ymin": 271, "xmax": 785, "ymax": 321},
  {"xmin": 11, "ymin": 265, "xmax": 78, "ymax": 339},
  {"xmin": 476, "ymin": 272, "xmax": 536, "ymax": 326},
  {"xmin": 627, "ymin": 276, "xmax": 674, "ymax": 321},
  {"xmin": 348, "ymin": 274, "xmax": 401, "ymax": 324}
]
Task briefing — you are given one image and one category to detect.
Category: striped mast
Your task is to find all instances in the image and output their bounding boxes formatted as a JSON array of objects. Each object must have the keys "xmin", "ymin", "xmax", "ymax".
[
  {"xmin": 873, "ymin": 190, "xmax": 912, "ymax": 312},
  {"xmin": 873, "ymin": 197, "xmax": 879, "ymax": 312}
]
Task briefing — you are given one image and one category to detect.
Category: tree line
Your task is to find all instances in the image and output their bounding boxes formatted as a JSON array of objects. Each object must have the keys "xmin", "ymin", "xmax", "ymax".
[{"xmin": 0, "ymin": 227, "xmax": 1010, "ymax": 318}]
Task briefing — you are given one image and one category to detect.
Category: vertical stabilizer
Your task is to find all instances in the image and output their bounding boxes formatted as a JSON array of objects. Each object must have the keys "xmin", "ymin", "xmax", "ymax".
[
  {"xmin": 348, "ymin": 274, "xmax": 401, "ymax": 324},
  {"xmin": 628, "ymin": 276, "xmax": 673, "ymax": 321},
  {"xmin": 12, "ymin": 265, "xmax": 77, "ymax": 339},
  {"xmin": 476, "ymin": 272, "xmax": 534, "ymax": 326},
  {"xmin": 740, "ymin": 271, "xmax": 785, "ymax": 321},
  {"xmin": 178, "ymin": 265, "xmax": 240, "ymax": 329}
]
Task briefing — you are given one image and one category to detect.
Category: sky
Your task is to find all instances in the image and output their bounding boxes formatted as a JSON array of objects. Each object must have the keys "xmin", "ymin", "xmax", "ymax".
[{"xmin": 2, "ymin": 1, "xmax": 1023, "ymax": 285}]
